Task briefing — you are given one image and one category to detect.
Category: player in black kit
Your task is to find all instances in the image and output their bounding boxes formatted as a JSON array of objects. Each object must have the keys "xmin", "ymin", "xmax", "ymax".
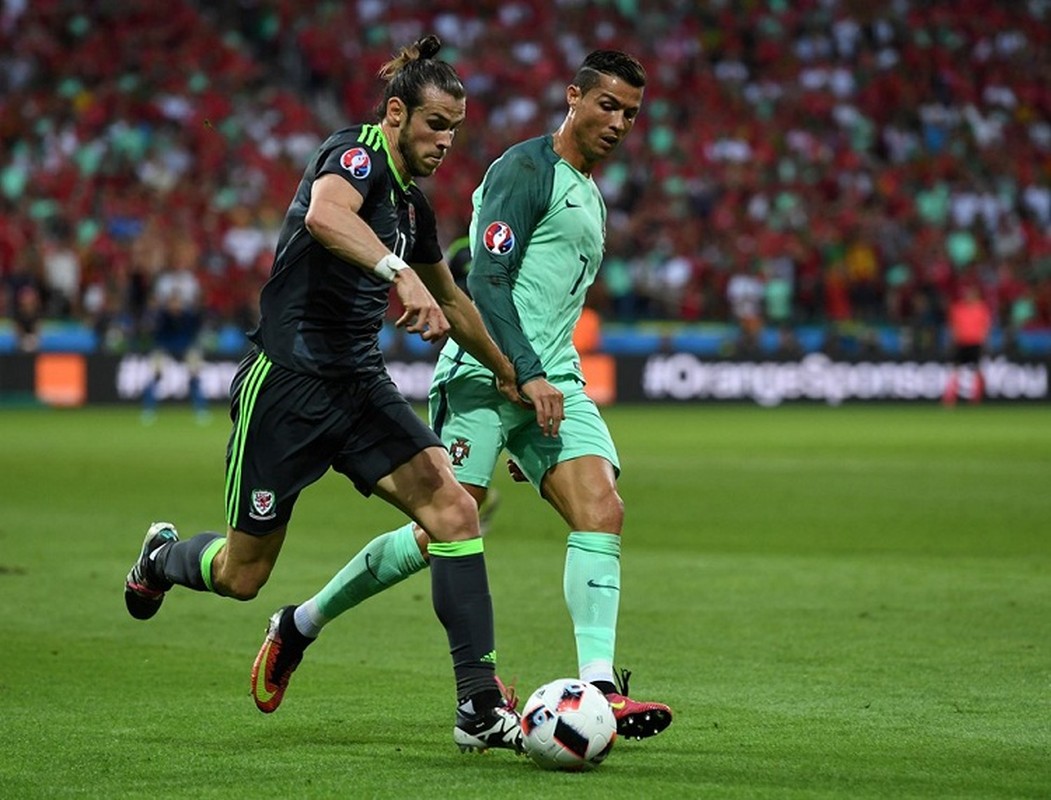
[{"xmin": 123, "ymin": 36, "xmax": 525, "ymax": 753}]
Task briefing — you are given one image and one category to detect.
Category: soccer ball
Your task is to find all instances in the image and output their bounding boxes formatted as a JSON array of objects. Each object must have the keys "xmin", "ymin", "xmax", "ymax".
[{"xmin": 520, "ymin": 678, "xmax": 617, "ymax": 771}]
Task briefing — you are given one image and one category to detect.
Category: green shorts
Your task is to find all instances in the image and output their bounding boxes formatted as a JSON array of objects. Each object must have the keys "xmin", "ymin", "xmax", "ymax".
[{"xmin": 429, "ymin": 360, "xmax": 619, "ymax": 491}]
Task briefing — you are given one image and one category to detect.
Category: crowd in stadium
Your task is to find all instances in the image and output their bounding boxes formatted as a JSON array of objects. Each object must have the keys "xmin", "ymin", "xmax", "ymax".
[{"xmin": 2, "ymin": 0, "xmax": 1050, "ymax": 357}]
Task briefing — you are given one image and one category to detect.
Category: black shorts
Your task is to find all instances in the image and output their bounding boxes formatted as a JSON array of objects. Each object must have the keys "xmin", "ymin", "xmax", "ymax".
[{"xmin": 225, "ymin": 350, "xmax": 442, "ymax": 535}]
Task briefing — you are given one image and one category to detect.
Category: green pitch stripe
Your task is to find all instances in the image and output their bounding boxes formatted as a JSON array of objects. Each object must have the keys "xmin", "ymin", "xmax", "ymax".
[{"xmin": 225, "ymin": 353, "xmax": 272, "ymax": 527}]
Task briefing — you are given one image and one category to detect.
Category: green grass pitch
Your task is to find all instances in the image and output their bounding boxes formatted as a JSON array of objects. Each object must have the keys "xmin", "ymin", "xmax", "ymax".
[{"xmin": 1, "ymin": 403, "xmax": 1049, "ymax": 799}]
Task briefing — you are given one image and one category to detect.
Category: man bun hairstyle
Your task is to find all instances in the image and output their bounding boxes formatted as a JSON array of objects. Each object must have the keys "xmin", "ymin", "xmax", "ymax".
[
  {"xmin": 573, "ymin": 49, "xmax": 647, "ymax": 96},
  {"xmin": 375, "ymin": 35, "xmax": 465, "ymax": 119}
]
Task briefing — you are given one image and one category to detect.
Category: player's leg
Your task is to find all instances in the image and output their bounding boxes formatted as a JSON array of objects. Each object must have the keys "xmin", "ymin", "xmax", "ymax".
[
  {"xmin": 264, "ymin": 370, "xmax": 502, "ymax": 650},
  {"xmin": 126, "ymin": 521, "xmax": 286, "ymax": 616},
  {"xmin": 372, "ymin": 378, "xmax": 515, "ymax": 750},
  {"xmin": 477, "ymin": 486, "xmax": 501, "ymax": 535},
  {"xmin": 508, "ymin": 387, "xmax": 625, "ymax": 693},
  {"xmin": 542, "ymin": 457, "xmax": 673, "ymax": 738},
  {"xmin": 141, "ymin": 349, "xmax": 164, "ymax": 423},
  {"xmin": 372, "ymin": 445, "xmax": 520, "ymax": 752},
  {"xmin": 124, "ymin": 521, "xmax": 221, "ymax": 619},
  {"xmin": 126, "ymin": 351, "xmax": 322, "ymax": 619},
  {"xmin": 185, "ymin": 347, "xmax": 209, "ymax": 421},
  {"xmin": 291, "ymin": 480, "xmax": 491, "ymax": 642},
  {"xmin": 294, "ymin": 522, "xmax": 428, "ymax": 634},
  {"xmin": 267, "ymin": 489, "xmax": 491, "ymax": 713},
  {"xmin": 944, "ymin": 346, "xmax": 964, "ymax": 406},
  {"xmin": 429, "ymin": 365, "xmax": 505, "ymax": 529},
  {"xmin": 511, "ymin": 385, "xmax": 672, "ymax": 739},
  {"xmin": 540, "ymin": 454, "xmax": 625, "ymax": 689},
  {"xmin": 252, "ymin": 533, "xmax": 434, "ymax": 712},
  {"xmin": 965, "ymin": 347, "xmax": 984, "ymax": 403},
  {"xmin": 412, "ymin": 374, "xmax": 512, "ymax": 745},
  {"xmin": 252, "ymin": 375, "xmax": 518, "ymax": 748},
  {"xmin": 251, "ymin": 518, "xmax": 430, "ymax": 714}
]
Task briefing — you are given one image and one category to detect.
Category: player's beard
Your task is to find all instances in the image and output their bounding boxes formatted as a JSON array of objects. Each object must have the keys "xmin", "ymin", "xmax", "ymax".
[{"xmin": 398, "ymin": 124, "xmax": 434, "ymax": 178}]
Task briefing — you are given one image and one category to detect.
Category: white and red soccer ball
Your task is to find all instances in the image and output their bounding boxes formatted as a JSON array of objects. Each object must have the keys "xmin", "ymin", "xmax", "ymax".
[{"xmin": 520, "ymin": 678, "xmax": 617, "ymax": 771}]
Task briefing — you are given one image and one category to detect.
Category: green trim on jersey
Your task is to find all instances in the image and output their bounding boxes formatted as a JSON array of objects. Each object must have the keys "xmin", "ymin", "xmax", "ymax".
[
  {"xmin": 459, "ymin": 135, "xmax": 606, "ymax": 386},
  {"xmin": 225, "ymin": 351, "xmax": 272, "ymax": 527},
  {"xmin": 359, "ymin": 123, "xmax": 412, "ymax": 192}
]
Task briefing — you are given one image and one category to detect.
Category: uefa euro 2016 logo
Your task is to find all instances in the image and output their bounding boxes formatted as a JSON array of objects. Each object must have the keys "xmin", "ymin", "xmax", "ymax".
[
  {"xmin": 339, "ymin": 147, "xmax": 372, "ymax": 179},
  {"xmin": 483, "ymin": 221, "xmax": 515, "ymax": 255}
]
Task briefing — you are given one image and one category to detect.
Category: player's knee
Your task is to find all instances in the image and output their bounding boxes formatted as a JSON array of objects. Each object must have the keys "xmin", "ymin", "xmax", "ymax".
[
  {"xmin": 428, "ymin": 489, "xmax": 480, "ymax": 542},
  {"xmin": 580, "ymin": 489, "xmax": 624, "ymax": 533}
]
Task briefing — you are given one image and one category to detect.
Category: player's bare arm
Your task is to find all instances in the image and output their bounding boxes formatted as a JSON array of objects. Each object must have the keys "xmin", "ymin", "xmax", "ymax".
[{"xmin": 305, "ymin": 173, "xmax": 449, "ymax": 340}]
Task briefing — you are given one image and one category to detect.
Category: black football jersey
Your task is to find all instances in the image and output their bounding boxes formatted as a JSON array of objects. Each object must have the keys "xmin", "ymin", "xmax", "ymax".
[{"xmin": 249, "ymin": 124, "xmax": 442, "ymax": 379}]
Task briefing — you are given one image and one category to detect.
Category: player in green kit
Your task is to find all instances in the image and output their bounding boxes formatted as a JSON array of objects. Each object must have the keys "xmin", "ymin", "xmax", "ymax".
[{"xmin": 253, "ymin": 50, "xmax": 673, "ymax": 741}]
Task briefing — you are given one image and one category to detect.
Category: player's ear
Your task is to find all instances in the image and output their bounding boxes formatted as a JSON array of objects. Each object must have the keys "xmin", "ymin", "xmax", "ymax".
[
  {"xmin": 566, "ymin": 84, "xmax": 582, "ymax": 110},
  {"xmin": 386, "ymin": 96, "xmax": 407, "ymax": 127}
]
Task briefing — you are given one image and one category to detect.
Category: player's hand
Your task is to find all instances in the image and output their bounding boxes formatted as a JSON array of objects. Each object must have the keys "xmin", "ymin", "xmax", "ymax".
[
  {"xmin": 507, "ymin": 458, "xmax": 528, "ymax": 482},
  {"xmin": 492, "ymin": 358, "xmax": 525, "ymax": 406},
  {"xmin": 520, "ymin": 377, "xmax": 564, "ymax": 437},
  {"xmin": 393, "ymin": 270, "xmax": 449, "ymax": 341},
  {"xmin": 494, "ymin": 371, "xmax": 524, "ymax": 406}
]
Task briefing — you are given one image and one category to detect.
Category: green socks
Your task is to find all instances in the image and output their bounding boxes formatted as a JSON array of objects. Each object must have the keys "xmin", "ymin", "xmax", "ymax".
[
  {"xmin": 308, "ymin": 523, "xmax": 427, "ymax": 625},
  {"xmin": 564, "ymin": 531, "xmax": 621, "ymax": 685}
]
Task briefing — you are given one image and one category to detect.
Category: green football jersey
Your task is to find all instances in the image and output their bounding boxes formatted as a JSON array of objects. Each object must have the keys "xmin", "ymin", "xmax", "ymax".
[{"xmin": 438, "ymin": 134, "xmax": 605, "ymax": 384}]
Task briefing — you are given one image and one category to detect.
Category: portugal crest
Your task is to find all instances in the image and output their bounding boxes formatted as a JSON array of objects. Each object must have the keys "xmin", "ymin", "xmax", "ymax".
[{"xmin": 449, "ymin": 437, "xmax": 471, "ymax": 466}]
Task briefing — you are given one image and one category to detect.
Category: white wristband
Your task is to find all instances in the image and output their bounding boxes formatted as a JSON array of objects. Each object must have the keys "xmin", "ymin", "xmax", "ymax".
[{"xmin": 373, "ymin": 253, "xmax": 409, "ymax": 282}]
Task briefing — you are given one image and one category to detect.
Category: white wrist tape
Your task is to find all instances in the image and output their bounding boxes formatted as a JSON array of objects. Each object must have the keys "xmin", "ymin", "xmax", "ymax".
[{"xmin": 374, "ymin": 253, "xmax": 410, "ymax": 282}]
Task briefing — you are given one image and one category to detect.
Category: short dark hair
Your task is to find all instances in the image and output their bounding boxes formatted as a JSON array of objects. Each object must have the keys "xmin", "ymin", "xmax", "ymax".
[
  {"xmin": 572, "ymin": 50, "xmax": 647, "ymax": 96},
  {"xmin": 374, "ymin": 35, "xmax": 465, "ymax": 119}
]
